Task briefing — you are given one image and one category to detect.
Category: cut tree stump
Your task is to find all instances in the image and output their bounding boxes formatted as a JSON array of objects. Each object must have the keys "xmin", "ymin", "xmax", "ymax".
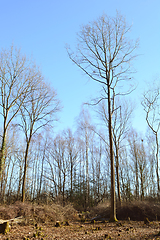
[
  {"xmin": 0, "ymin": 221, "xmax": 10, "ymax": 234},
  {"xmin": 0, "ymin": 216, "xmax": 26, "ymax": 234}
]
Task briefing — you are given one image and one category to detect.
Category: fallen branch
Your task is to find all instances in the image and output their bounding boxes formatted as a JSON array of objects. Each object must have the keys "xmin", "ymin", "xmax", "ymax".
[{"xmin": 0, "ymin": 216, "xmax": 25, "ymax": 224}]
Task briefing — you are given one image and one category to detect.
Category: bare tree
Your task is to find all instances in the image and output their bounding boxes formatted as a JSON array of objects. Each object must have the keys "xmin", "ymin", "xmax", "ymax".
[
  {"xmin": 67, "ymin": 13, "xmax": 138, "ymax": 221},
  {"xmin": 96, "ymin": 98, "xmax": 134, "ymax": 206},
  {"xmin": 63, "ymin": 128, "xmax": 78, "ymax": 200},
  {"xmin": 142, "ymin": 82, "xmax": 160, "ymax": 194},
  {"xmin": 46, "ymin": 133, "xmax": 69, "ymax": 205},
  {"xmin": 146, "ymin": 130, "xmax": 157, "ymax": 197},
  {"xmin": 18, "ymin": 80, "xmax": 61, "ymax": 202},
  {"xmin": 128, "ymin": 129, "xmax": 140, "ymax": 200},
  {"xmin": 0, "ymin": 46, "xmax": 37, "ymax": 180},
  {"xmin": 76, "ymin": 108, "xmax": 94, "ymax": 208},
  {"xmin": 128, "ymin": 129, "xmax": 149, "ymax": 201}
]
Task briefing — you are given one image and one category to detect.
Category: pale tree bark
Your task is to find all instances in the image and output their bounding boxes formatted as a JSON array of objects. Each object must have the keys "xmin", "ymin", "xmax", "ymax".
[
  {"xmin": 77, "ymin": 138, "xmax": 84, "ymax": 198},
  {"xmin": 0, "ymin": 46, "xmax": 39, "ymax": 180},
  {"xmin": 115, "ymin": 152, "xmax": 121, "ymax": 205},
  {"xmin": 91, "ymin": 143, "xmax": 96, "ymax": 202},
  {"xmin": 0, "ymin": 157, "xmax": 9, "ymax": 202},
  {"xmin": 67, "ymin": 12, "xmax": 138, "ymax": 221}
]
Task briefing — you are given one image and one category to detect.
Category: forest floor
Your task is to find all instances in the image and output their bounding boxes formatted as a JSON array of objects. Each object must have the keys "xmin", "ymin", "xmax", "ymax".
[
  {"xmin": 1, "ymin": 219, "xmax": 160, "ymax": 239},
  {"xmin": 0, "ymin": 200, "xmax": 160, "ymax": 239}
]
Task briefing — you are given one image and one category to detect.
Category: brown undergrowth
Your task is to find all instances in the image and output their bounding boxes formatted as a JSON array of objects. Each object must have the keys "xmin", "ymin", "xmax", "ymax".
[
  {"xmin": 0, "ymin": 201, "xmax": 160, "ymax": 239},
  {"xmin": 90, "ymin": 200, "xmax": 160, "ymax": 221},
  {"xmin": 0, "ymin": 201, "xmax": 78, "ymax": 224}
]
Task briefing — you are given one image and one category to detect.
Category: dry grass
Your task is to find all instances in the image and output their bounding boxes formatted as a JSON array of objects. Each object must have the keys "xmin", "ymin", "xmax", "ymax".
[
  {"xmin": 0, "ymin": 201, "xmax": 78, "ymax": 224},
  {"xmin": 1, "ymin": 201, "xmax": 160, "ymax": 239},
  {"xmin": 1, "ymin": 200, "xmax": 160, "ymax": 223}
]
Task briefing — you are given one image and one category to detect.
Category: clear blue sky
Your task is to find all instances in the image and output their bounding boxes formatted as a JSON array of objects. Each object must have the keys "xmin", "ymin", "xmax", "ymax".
[{"xmin": 0, "ymin": 0, "xmax": 160, "ymax": 134}]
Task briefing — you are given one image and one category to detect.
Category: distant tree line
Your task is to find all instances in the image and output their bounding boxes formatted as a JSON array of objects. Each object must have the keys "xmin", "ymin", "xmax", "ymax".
[{"xmin": 0, "ymin": 101, "xmax": 159, "ymax": 209}]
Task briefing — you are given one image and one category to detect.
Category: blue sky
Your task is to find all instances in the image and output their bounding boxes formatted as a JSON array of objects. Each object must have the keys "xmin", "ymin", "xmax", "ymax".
[{"xmin": 0, "ymin": 0, "xmax": 160, "ymax": 134}]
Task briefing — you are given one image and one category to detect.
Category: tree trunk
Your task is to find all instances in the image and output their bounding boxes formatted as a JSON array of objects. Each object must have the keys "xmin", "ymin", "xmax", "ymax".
[
  {"xmin": 0, "ymin": 127, "xmax": 7, "ymax": 180},
  {"xmin": 39, "ymin": 147, "xmax": 45, "ymax": 200},
  {"xmin": 17, "ymin": 163, "xmax": 23, "ymax": 200},
  {"xmin": 135, "ymin": 157, "xmax": 139, "ymax": 200},
  {"xmin": 115, "ymin": 154, "xmax": 122, "ymax": 207},
  {"xmin": 85, "ymin": 135, "xmax": 89, "ymax": 206},
  {"xmin": 22, "ymin": 141, "xmax": 30, "ymax": 202},
  {"xmin": 70, "ymin": 155, "xmax": 73, "ymax": 200},
  {"xmin": 155, "ymin": 133, "xmax": 160, "ymax": 195},
  {"xmin": 107, "ymin": 84, "xmax": 117, "ymax": 222},
  {"xmin": 62, "ymin": 173, "xmax": 66, "ymax": 207}
]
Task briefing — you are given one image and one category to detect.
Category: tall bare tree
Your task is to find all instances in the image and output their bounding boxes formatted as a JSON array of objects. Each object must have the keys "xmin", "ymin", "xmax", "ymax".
[
  {"xmin": 0, "ymin": 46, "xmax": 37, "ymax": 180},
  {"xmin": 67, "ymin": 13, "xmax": 138, "ymax": 221},
  {"xmin": 18, "ymin": 80, "xmax": 60, "ymax": 202},
  {"xmin": 142, "ymin": 82, "xmax": 160, "ymax": 194}
]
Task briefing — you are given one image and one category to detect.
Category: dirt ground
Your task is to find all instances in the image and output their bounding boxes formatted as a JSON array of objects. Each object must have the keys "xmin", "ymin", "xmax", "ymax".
[{"xmin": 0, "ymin": 219, "xmax": 160, "ymax": 239}]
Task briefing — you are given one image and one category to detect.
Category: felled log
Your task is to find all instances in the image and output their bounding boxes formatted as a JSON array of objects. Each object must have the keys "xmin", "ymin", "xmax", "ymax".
[{"xmin": 0, "ymin": 216, "xmax": 25, "ymax": 224}]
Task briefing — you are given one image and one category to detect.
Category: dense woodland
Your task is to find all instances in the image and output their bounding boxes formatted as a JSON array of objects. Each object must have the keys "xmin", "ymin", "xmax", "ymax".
[{"xmin": 0, "ymin": 14, "xmax": 160, "ymax": 219}]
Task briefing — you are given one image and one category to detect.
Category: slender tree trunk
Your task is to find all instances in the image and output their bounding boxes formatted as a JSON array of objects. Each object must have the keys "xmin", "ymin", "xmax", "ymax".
[
  {"xmin": 120, "ymin": 168, "xmax": 125, "ymax": 201},
  {"xmin": 17, "ymin": 162, "xmax": 23, "ymax": 200},
  {"xmin": 39, "ymin": 147, "xmax": 45, "ymax": 200},
  {"xmin": 97, "ymin": 141, "xmax": 102, "ymax": 202},
  {"xmin": 85, "ymin": 135, "xmax": 89, "ymax": 206},
  {"xmin": 33, "ymin": 157, "xmax": 38, "ymax": 201},
  {"xmin": 79, "ymin": 149, "xmax": 82, "ymax": 195},
  {"xmin": 91, "ymin": 145, "xmax": 96, "ymax": 203},
  {"xmin": 140, "ymin": 166, "xmax": 144, "ymax": 201},
  {"xmin": 7, "ymin": 160, "xmax": 15, "ymax": 203},
  {"xmin": 115, "ymin": 154, "xmax": 122, "ymax": 207},
  {"xmin": 62, "ymin": 173, "xmax": 66, "ymax": 207},
  {"xmin": 58, "ymin": 159, "xmax": 62, "ymax": 196},
  {"xmin": 133, "ymin": 141, "xmax": 139, "ymax": 200},
  {"xmin": 22, "ymin": 141, "xmax": 30, "ymax": 202},
  {"xmin": 155, "ymin": 133, "xmax": 160, "ymax": 195},
  {"xmin": 135, "ymin": 158, "xmax": 139, "ymax": 200},
  {"xmin": 107, "ymin": 83, "xmax": 117, "ymax": 222},
  {"xmin": 0, "ymin": 126, "xmax": 7, "ymax": 180},
  {"xmin": 1, "ymin": 159, "xmax": 10, "ymax": 203},
  {"xmin": 70, "ymin": 155, "xmax": 73, "ymax": 200}
]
